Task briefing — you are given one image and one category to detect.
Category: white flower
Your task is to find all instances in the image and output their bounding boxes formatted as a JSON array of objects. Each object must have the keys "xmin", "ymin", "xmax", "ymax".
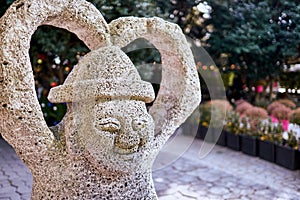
[
  {"xmin": 288, "ymin": 123, "xmax": 300, "ymax": 139},
  {"xmin": 239, "ymin": 123, "xmax": 244, "ymax": 129},
  {"xmin": 282, "ymin": 131, "xmax": 289, "ymax": 140}
]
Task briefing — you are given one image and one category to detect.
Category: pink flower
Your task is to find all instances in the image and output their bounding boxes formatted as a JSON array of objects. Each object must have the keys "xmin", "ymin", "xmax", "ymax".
[
  {"xmin": 282, "ymin": 120, "xmax": 289, "ymax": 131},
  {"xmin": 271, "ymin": 115, "xmax": 279, "ymax": 123}
]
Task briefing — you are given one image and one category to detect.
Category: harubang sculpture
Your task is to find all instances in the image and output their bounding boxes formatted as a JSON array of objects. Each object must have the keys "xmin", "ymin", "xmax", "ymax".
[{"xmin": 0, "ymin": 0, "xmax": 201, "ymax": 199}]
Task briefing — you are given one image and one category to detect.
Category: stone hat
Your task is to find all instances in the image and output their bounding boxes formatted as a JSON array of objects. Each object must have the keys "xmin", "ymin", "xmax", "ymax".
[{"xmin": 48, "ymin": 46, "xmax": 155, "ymax": 103}]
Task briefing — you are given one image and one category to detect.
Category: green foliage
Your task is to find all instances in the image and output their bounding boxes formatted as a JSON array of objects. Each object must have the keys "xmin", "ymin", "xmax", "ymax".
[
  {"xmin": 29, "ymin": 26, "xmax": 89, "ymax": 67},
  {"xmin": 165, "ymin": 0, "xmax": 210, "ymax": 40},
  {"xmin": 0, "ymin": 0, "xmax": 164, "ymax": 126},
  {"xmin": 89, "ymin": 0, "xmax": 163, "ymax": 22},
  {"xmin": 0, "ymin": 0, "xmax": 14, "ymax": 17},
  {"xmin": 205, "ymin": 0, "xmax": 300, "ymax": 81},
  {"xmin": 225, "ymin": 111, "xmax": 242, "ymax": 134},
  {"xmin": 39, "ymin": 96, "xmax": 67, "ymax": 126},
  {"xmin": 199, "ymin": 100, "xmax": 233, "ymax": 128}
]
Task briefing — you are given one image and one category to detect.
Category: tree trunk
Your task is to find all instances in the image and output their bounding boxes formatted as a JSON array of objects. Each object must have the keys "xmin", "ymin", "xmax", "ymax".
[{"xmin": 269, "ymin": 78, "xmax": 274, "ymax": 101}]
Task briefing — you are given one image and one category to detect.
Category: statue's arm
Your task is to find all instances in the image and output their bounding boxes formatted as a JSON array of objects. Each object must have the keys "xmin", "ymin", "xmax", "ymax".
[
  {"xmin": 0, "ymin": 0, "xmax": 110, "ymax": 164},
  {"xmin": 109, "ymin": 17, "xmax": 201, "ymax": 145}
]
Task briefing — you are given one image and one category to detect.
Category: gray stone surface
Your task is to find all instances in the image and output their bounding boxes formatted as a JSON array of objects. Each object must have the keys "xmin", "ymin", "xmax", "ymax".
[
  {"xmin": 0, "ymin": 0, "xmax": 200, "ymax": 198},
  {"xmin": 153, "ymin": 135, "xmax": 300, "ymax": 200},
  {"xmin": 1, "ymin": 134, "xmax": 299, "ymax": 199},
  {"xmin": 0, "ymin": 139, "xmax": 32, "ymax": 200}
]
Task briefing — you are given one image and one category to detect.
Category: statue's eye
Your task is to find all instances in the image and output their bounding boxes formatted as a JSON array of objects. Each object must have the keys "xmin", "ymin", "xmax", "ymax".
[
  {"xmin": 132, "ymin": 118, "xmax": 148, "ymax": 131},
  {"xmin": 97, "ymin": 118, "xmax": 120, "ymax": 133}
]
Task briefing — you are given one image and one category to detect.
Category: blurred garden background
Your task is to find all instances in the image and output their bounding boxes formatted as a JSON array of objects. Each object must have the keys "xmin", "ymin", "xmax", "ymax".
[{"xmin": 1, "ymin": 0, "xmax": 300, "ymax": 156}]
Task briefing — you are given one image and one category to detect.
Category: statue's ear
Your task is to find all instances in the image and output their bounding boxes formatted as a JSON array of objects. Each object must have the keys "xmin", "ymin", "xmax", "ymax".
[
  {"xmin": 0, "ymin": 0, "xmax": 109, "ymax": 159},
  {"xmin": 109, "ymin": 17, "xmax": 201, "ymax": 142}
]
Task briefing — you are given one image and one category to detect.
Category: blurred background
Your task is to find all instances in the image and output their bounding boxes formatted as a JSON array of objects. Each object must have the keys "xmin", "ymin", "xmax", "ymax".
[{"xmin": 1, "ymin": 0, "xmax": 300, "ymax": 128}]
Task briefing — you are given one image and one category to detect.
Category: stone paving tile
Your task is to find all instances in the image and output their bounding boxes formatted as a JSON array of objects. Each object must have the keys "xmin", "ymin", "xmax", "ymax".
[
  {"xmin": 1, "ymin": 135, "xmax": 300, "ymax": 199},
  {"xmin": 152, "ymin": 135, "xmax": 300, "ymax": 200}
]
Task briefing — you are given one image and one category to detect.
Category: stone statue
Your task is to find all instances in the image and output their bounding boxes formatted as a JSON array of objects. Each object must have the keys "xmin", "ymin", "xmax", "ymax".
[{"xmin": 0, "ymin": 0, "xmax": 200, "ymax": 199}]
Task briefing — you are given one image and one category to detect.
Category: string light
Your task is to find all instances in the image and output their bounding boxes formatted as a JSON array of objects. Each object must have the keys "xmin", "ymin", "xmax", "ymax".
[
  {"xmin": 50, "ymin": 82, "xmax": 58, "ymax": 87},
  {"xmin": 64, "ymin": 66, "xmax": 71, "ymax": 72}
]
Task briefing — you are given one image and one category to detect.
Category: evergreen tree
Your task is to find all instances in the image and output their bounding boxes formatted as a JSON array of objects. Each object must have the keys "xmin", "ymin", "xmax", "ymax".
[{"xmin": 205, "ymin": 0, "xmax": 300, "ymax": 90}]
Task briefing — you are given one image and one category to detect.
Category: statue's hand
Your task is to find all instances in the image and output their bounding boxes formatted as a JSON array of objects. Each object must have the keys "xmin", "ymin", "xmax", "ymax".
[{"xmin": 109, "ymin": 17, "xmax": 201, "ymax": 146}]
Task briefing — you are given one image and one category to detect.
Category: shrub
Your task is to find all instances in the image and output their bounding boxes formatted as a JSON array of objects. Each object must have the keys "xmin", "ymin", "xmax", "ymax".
[
  {"xmin": 235, "ymin": 99, "xmax": 248, "ymax": 106},
  {"xmin": 277, "ymin": 99, "xmax": 296, "ymax": 109},
  {"xmin": 206, "ymin": 99, "xmax": 233, "ymax": 112},
  {"xmin": 225, "ymin": 111, "xmax": 242, "ymax": 134},
  {"xmin": 199, "ymin": 99, "xmax": 233, "ymax": 128},
  {"xmin": 260, "ymin": 121, "xmax": 284, "ymax": 143},
  {"xmin": 289, "ymin": 107, "xmax": 300, "ymax": 125},
  {"xmin": 235, "ymin": 101, "xmax": 253, "ymax": 115},
  {"xmin": 267, "ymin": 101, "xmax": 283, "ymax": 114},
  {"xmin": 271, "ymin": 104, "xmax": 292, "ymax": 120},
  {"xmin": 244, "ymin": 106, "xmax": 268, "ymax": 120},
  {"xmin": 242, "ymin": 107, "xmax": 268, "ymax": 137}
]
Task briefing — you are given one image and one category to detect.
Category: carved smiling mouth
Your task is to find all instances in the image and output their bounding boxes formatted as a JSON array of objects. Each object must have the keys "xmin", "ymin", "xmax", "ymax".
[
  {"xmin": 113, "ymin": 146, "xmax": 138, "ymax": 155},
  {"xmin": 113, "ymin": 146, "xmax": 139, "ymax": 161}
]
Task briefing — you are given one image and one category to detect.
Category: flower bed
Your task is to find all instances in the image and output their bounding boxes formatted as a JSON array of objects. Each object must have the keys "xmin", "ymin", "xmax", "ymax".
[
  {"xmin": 275, "ymin": 145, "xmax": 300, "ymax": 170},
  {"xmin": 197, "ymin": 99, "xmax": 300, "ymax": 170},
  {"xmin": 197, "ymin": 99, "xmax": 232, "ymax": 144},
  {"xmin": 258, "ymin": 140, "xmax": 276, "ymax": 162},
  {"xmin": 196, "ymin": 125, "xmax": 227, "ymax": 145},
  {"xmin": 226, "ymin": 132, "xmax": 241, "ymax": 151},
  {"xmin": 241, "ymin": 135, "xmax": 258, "ymax": 156}
]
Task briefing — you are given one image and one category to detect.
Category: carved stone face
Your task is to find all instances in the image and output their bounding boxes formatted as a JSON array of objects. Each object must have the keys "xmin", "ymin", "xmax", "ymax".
[{"xmin": 74, "ymin": 99, "xmax": 155, "ymax": 174}]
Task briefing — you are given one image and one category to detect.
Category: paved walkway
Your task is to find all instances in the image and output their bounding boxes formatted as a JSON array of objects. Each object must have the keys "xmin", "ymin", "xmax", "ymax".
[{"xmin": 0, "ymin": 134, "xmax": 299, "ymax": 200}]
